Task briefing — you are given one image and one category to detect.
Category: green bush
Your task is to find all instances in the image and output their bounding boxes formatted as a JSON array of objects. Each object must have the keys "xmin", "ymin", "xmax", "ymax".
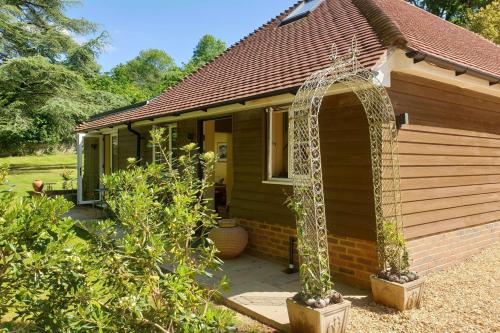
[{"xmin": 0, "ymin": 130, "xmax": 234, "ymax": 332}]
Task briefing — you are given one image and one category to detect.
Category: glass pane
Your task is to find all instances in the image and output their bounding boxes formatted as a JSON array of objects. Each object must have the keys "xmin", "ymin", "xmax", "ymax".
[
  {"xmin": 271, "ymin": 111, "xmax": 289, "ymax": 178},
  {"xmin": 112, "ymin": 136, "xmax": 118, "ymax": 172},
  {"xmin": 82, "ymin": 137, "xmax": 100, "ymax": 201},
  {"xmin": 282, "ymin": 0, "xmax": 323, "ymax": 24}
]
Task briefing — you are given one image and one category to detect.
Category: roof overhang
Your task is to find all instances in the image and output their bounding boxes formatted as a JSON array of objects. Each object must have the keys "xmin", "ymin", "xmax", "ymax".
[{"xmin": 374, "ymin": 48, "xmax": 500, "ymax": 98}]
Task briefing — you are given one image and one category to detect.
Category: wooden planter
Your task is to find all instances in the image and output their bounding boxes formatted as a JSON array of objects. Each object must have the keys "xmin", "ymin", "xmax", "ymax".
[
  {"xmin": 370, "ymin": 275, "xmax": 425, "ymax": 311},
  {"xmin": 286, "ymin": 298, "xmax": 351, "ymax": 333}
]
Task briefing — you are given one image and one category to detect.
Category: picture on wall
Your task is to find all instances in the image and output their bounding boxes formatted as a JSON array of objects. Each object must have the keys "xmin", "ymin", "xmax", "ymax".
[{"xmin": 217, "ymin": 142, "xmax": 227, "ymax": 161}]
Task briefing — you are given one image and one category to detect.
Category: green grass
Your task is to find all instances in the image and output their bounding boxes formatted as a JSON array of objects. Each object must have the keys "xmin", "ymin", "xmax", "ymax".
[{"xmin": 0, "ymin": 153, "xmax": 77, "ymax": 196}]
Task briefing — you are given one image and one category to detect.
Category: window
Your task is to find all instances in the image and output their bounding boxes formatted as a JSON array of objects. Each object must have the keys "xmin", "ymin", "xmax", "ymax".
[
  {"xmin": 111, "ymin": 135, "xmax": 118, "ymax": 172},
  {"xmin": 267, "ymin": 107, "xmax": 291, "ymax": 181},
  {"xmin": 153, "ymin": 124, "xmax": 178, "ymax": 165},
  {"xmin": 281, "ymin": 0, "xmax": 324, "ymax": 25}
]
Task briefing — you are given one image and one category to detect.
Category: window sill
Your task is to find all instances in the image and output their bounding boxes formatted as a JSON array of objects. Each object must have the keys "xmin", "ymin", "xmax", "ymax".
[{"xmin": 262, "ymin": 179, "xmax": 293, "ymax": 186}]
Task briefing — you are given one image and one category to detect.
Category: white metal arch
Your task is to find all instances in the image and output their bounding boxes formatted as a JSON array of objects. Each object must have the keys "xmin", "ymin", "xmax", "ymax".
[{"xmin": 290, "ymin": 38, "xmax": 403, "ymax": 297}]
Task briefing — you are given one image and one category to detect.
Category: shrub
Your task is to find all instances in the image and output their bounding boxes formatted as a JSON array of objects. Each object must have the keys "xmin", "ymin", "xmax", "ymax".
[
  {"xmin": 87, "ymin": 128, "xmax": 233, "ymax": 332},
  {"xmin": 0, "ymin": 129, "xmax": 234, "ymax": 332}
]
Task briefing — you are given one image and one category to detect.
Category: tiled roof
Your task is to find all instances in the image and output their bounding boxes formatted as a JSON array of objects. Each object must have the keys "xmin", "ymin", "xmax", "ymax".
[
  {"xmin": 76, "ymin": 0, "xmax": 500, "ymax": 132},
  {"xmin": 360, "ymin": 0, "xmax": 500, "ymax": 78}
]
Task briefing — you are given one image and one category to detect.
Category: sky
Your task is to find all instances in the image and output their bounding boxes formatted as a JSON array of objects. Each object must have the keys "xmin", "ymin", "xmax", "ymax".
[{"xmin": 66, "ymin": 0, "xmax": 298, "ymax": 72}]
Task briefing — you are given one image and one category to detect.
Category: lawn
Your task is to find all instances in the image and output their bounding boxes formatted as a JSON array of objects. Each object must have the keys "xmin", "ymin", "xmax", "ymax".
[{"xmin": 0, "ymin": 153, "xmax": 77, "ymax": 196}]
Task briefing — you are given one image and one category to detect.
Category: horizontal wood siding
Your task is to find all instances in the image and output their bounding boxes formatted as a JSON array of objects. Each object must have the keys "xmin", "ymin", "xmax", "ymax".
[
  {"xmin": 230, "ymin": 108, "xmax": 295, "ymax": 225},
  {"xmin": 117, "ymin": 125, "xmax": 153, "ymax": 169},
  {"xmin": 230, "ymin": 93, "xmax": 377, "ymax": 241},
  {"xmin": 390, "ymin": 72, "xmax": 500, "ymax": 239}
]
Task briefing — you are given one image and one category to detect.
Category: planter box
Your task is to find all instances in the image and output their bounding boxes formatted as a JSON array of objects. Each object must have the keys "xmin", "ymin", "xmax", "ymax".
[
  {"xmin": 286, "ymin": 298, "xmax": 351, "ymax": 333},
  {"xmin": 370, "ymin": 275, "xmax": 425, "ymax": 311}
]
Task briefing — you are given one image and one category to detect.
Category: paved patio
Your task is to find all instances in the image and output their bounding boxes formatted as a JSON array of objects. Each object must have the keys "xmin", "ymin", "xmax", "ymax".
[
  {"xmin": 211, "ymin": 255, "xmax": 368, "ymax": 332},
  {"xmin": 65, "ymin": 205, "xmax": 107, "ymax": 221}
]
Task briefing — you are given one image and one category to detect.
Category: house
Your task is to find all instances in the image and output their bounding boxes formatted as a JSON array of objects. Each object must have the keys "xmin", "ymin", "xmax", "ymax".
[{"xmin": 75, "ymin": 0, "xmax": 500, "ymax": 288}]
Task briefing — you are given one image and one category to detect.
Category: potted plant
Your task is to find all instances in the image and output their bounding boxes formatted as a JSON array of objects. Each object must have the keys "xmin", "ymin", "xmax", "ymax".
[
  {"xmin": 370, "ymin": 221, "xmax": 425, "ymax": 311},
  {"xmin": 285, "ymin": 194, "xmax": 351, "ymax": 333}
]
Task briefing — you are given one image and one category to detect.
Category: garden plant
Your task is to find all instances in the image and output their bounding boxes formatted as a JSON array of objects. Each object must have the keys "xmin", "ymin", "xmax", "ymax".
[{"xmin": 0, "ymin": 128, "xmax": 234, "ymax": 332}]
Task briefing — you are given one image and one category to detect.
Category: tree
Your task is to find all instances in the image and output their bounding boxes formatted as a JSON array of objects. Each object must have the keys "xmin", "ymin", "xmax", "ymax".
[
  {"xmin": 184, "ymin": 34, "xmax": 226, "ymax": 75},
  {"xmin": 96, "ymin": 35, "xmax": 227, "ymax": 103},
  {"xmin": 0, "ymin": 56, "xmax": 128, "ymax": 154},
  {"xmin": 0, "ymin": 0, "xmax": 104, "ymax": 73},
  {"xmin": 408, "ymin": 0, "xmax": 493, "ymax": 25},
  {"xmin": 466, "ymin": 1, "xmax": 500, "ymax": 44},
  {"xmin": 93, "ymin": 49, "xmax": 181, "ymax": 103}
]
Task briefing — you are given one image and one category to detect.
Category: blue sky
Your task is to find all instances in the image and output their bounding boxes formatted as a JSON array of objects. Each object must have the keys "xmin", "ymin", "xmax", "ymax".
[{"xmin": 66, "ymin": 0, "xmax": 298, "ymax": 72}]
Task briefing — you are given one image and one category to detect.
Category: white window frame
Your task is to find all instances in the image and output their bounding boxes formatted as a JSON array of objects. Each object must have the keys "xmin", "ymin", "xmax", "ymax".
[
  {"xmin": 264, "ymin": 107, "xmax": 293, "ymax": 185},
  {"xmin": 152, "ymin": 123, "xmax": 177, "ymax": 165}
]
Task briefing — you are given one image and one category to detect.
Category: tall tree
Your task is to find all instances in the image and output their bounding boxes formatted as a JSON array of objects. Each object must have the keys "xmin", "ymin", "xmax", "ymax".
[
  {"xmin": 184, "ymin": 34, "xmax": 226, "ymax": 75},
  {"xmin": 0, "ymin": 56, "xmax": 127, "ymax": 154},
  {"xmin": 407, "ymin": 0, "xmax": 493, "ymax": 25},
  {"xmin": 0, "ymin": 0, "xmax": 104, "ymax": 74}
]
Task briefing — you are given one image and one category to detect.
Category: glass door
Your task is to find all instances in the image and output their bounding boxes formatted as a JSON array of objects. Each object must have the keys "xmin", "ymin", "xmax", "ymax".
[{"xmin": 77, "ymin": 134, "xmax": 102, "ymax": 204}]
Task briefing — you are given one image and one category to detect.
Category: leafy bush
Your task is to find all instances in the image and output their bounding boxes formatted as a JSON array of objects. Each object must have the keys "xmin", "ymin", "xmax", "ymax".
[
  {"xmin": 378, "ymin": 221, "xmax": 410, "ymax": 274},
  {"xmin": 0, "ymin": 130, "xmax": 234, "ymax": 332},
  {"xmin": 0, "ymin": 163, "xmax": 93, "ymax": 332},
  {"xmin": 87, "ymin": 129, "xmax": 232, "ymax": 332}
]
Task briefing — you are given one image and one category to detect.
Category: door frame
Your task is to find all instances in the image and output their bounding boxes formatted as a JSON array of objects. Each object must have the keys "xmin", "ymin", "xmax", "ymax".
[{"xmin": 77, "ymin": 133, "xmax": 104, "ymax": 205}]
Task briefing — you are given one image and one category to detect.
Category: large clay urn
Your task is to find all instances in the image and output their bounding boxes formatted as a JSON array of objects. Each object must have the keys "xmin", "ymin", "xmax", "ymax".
[
  {"xmin": 209, "ymin": 219, "xmax": 248, "ymax": 259},
  {"xmin": 32, "ymin": 179, "xmax": 44, "ymax": 192}
]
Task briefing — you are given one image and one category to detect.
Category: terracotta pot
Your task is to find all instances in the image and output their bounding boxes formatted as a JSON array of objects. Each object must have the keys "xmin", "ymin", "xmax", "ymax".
[
  {"xmin": 287, "ymin": 298, "xmax": 351, "ymax": 333},
  {"xmin": 32, "ymin": 179, "xmax": 44, "ymax": 192},
  {"xmin": 208, "ymin": 219, "xmax": 248, "ymax": 259},
  {"xmin": 370, "ymin": 275, "xmax": 425, "ymax": 311}
]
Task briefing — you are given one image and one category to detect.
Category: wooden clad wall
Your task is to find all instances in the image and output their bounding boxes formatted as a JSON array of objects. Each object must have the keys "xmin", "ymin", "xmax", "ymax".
[
  {"xmin": 230, "ymin": 108, "xmax": 295, "ymax": 224},
  {"xmin": 117, "ymin": 125, "xmax": 153, "ymax": 169},
  {"xmin": 389, "ymin": 72, "xmax": 500, "ymax": 240},
  {"xmin": 230, "ymin": 92, "xmax": 376, "ymax": 241}
]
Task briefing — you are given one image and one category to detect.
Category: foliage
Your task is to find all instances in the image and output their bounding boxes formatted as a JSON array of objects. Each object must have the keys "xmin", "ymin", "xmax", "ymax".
[
  {"xmin": 90, "ymin": 128, "xmax": 232, "ymax": 332},
  {"xmin": 377, "ymin": 221, "xmax": 410, "ymax": 274},
  {"xmin": 183, "ymin": 35, "xmax": 227, "ymax": 75},
  {"xmin": 0, "ymin": 134, "xmax": 234, "ymax": 332},
  {"xmin": 466, "ymin": 1, "xmax": 500, "ymax": 44},
  {"xmin": 0, "ymin": 56, "xmax": 128, "ymax": 154},
  {"xmin": 60, "ymin": 168, "xmax": 74, "ymax": 190},
  {"xmin": 0, "ymin": 0, "xmax": 127, "ymax": 155},
  {"xmin": 408, "ymin": 0, "xmax": 493, "ymax": 24},
  {"xmin": 0, "ymin": 0, "xmax": 99, "ymax": 66},
  {"xmin": 95, "ymin": 35, "xmax": 227, "ymax": 104},
  {"xmin": 92, "ymin": 49, "xmax": 182, "ymax": 103},
  {"xmin": 0, "ymin": 167, "xmax": 93, "ymax": 331},
  {"xmin": 285, "ymin": 191, "xmax": 333, "ymax": 300}
]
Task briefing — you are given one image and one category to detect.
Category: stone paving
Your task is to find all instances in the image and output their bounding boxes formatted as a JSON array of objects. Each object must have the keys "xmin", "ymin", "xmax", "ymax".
[
  {"xmin": 212, "ymin": 255, "xmax": 368, "ymax": 332},
  {"xmin": 65, "ymin": 205, "xmax": 107, "ymax": 221}
]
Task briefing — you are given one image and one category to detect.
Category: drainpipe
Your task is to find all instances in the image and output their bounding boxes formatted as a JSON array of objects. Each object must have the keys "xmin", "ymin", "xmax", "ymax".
[{"xmin": 127, "ymin": 123, "xmax": 142, "ymax": 163}]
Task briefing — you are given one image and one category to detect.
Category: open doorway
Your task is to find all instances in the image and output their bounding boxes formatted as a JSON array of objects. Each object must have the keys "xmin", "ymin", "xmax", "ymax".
[{"xmin": 201, "ymin": 117, "xmax": 233, "ymax": 217}]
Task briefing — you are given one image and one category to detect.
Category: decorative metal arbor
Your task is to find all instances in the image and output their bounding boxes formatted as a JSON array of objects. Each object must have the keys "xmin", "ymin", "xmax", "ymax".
[{"xmin": 290, "ymin": 38, "xmax": 403, "ymax": 297}]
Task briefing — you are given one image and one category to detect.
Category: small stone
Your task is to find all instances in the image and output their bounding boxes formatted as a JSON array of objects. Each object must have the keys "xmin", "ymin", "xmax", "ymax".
[
  {"xmin": 389, "ymin": 274, "xmax": 399, "ymax": 282},
  {"xmin": 407, "ymin": 272, "xmax": 418, "ymax": 281},
  {"xmin": 330, "ymin": 292, "xmax": 343, "ymax": 304},
  {"xmin": 400, "ymin": 275, "xmax": 409, "ymax": 283},
  {"xmin": 315, "ymin": 299, "xmax": 327, "ymax": 308},
  {"xmin": 305, "ymin": 298, "xmax": 316, "ymax": 306}
]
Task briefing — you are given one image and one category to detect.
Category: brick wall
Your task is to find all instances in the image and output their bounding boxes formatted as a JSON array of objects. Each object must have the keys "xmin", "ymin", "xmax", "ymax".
[
  {"xmin": 237, "ymin": 219, "xmax": 378, "ymax": 288},
  {"xmin": 407, "ymin": 221, "xmax": 500, "ymax": 276}
]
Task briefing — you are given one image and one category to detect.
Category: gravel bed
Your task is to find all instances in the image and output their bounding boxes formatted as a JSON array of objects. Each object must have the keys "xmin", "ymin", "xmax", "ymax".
[
  {"xmin": 231, "ymin": 243, "xmax": 499, "ymax": 332},
  {"xmin": 348, "ymin": 243, "xmax": 500, "ymax": 333}
]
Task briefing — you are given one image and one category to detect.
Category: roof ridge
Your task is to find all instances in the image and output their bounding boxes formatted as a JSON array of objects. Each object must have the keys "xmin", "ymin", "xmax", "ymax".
[{"xmin": 352, "ymin": 0, "xmax": 407, "ymax": 47}]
